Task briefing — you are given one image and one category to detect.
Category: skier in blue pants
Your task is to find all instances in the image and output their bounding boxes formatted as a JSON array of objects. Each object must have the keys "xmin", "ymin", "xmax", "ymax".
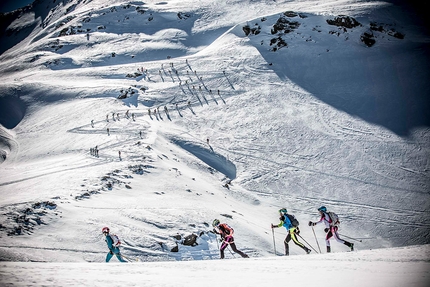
[{"xmin": 102, "ymin": 227, "xmax": 127, "ymax": 262}]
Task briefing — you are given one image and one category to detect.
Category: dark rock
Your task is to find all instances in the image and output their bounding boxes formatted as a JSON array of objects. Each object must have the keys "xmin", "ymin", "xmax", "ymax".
[
  {"xmin": 361, "ymin": 31, "xmax": 376, "ymax": 47},
  {"xmin": 388, "ymin": 29, "xmax": 404, "ymax": 39},
  {"xmin": 182, "ymin": 233, "xmax": 198, "ymax": 246},
  {"xmin": 171, "ymin": 244, "xmax": 179, "ymax": 252},
  {"xmin": 327, "ymin": 16, "xmax": 361, "ymax": 29},
  {"xmin": 172, "ymin": 234, "xmax": 182, "ymax": 240},
  {"xmin": 283, "ymin": 11, "xmax": 298, "ymax": 17},
  {"xmin": 271, "ymin": 16, "xmax": 300, "ymax": 34}
]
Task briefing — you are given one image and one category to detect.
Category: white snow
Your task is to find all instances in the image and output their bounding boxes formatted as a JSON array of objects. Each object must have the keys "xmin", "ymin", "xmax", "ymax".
[
  {"xmin": 0, "ymin": 0, "xmax": 429, "ymax": 286},
  {"xmin": 1, "ymin": 245, "xmax": 430, "ymax": 286}
]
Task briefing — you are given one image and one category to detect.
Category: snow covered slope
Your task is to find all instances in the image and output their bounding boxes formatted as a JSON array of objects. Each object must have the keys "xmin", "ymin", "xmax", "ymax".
[
  {"xmin": 1, "ymin": 245, "xmax": 429, "ymax": 287},
  {"xmin": 0, "ymin": 0, "xmax": 429, "ymax": 273}
]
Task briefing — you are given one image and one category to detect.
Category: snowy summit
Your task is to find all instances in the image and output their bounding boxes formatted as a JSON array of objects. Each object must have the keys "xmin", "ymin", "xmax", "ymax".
[{"xmin": 0, "ymin": 0, "xmax": 429, "ymax": 286}]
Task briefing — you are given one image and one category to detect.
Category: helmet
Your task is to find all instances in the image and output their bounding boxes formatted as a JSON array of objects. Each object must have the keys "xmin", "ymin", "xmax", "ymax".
[
  {"xmin": 318, "ymin": 206, "xmax": 327, "ymax": 212},
  {"xmin": 279, "ymin": 208, "xmax": 287, "ymax": 213},
  {"xmin": 212, "ymin": 219, "xmax": 220, "ymax": 227},
  {"xmin": 102, "ymin": 227, "xmax": 110, "ymax": 233}
]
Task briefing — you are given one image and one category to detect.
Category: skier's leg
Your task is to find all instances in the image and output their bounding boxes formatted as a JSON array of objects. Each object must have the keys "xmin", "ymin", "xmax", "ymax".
[
  {"xmin": 220, "ymin": 241, "xmax": 228, "ymax": 259},
  {"xmin": 291, "ymin": 230, "xmax": 311, "ymax": 253},
  {"xmin": 332, "ymin": 226, "xmax": 346, "ymax": 244},
  {"xmin": 106, "ymin": 251, "xmax": 113, "ymax": 262},
  {"xmin": 291, "ymin": 230, "xmax": 305, "ymax": 248},
  {"xmin": 343, "ymin": 241, "xmax": 354, "ymax": 251},
  {"xmin": 333, "ymin": 227, "xmax": 354, "ymax": 250},
  {"xmin": 326, "ymin": 229, "xmax": 333, "ymax": 253},
  {"xmin": 229, "ymin": 242, "xmax": 249, "ymax": 258},
  {"xmin": 284, "ymin": 233, "xmax": 291, "ymax": 255},
  {"xmin": 116, "ymin": 253, "xmax": 127, "ymax": 262}
]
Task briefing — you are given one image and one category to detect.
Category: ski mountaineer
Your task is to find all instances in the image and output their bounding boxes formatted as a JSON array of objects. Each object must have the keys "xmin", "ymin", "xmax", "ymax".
[
  {"xmin": 212, "ymin": 219, "xmax": 249, "ymax": 259},
  {"xmin": 271, "ymin": 208, "xmax": 311, "ymax": 255},
  {"xmin": 102, "ymin": 227, "xmax": 127, "ymax": 262},
  {"xmin": 308, "ymin": 206, "xmax": 354, "ymax": 253}
]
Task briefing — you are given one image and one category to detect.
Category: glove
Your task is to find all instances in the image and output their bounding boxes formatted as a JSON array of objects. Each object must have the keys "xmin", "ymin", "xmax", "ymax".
[
  {"xmin": 295, "ymin": 227, "xmax": 300, "ymax": 234},
  {"xmin": 271, "ymin": 224, "xmax": 275, "ymax": 228},
  {"xmin": 308, "ymin": 221, "xmax": 315, "ymax": 226},
  {"xmin": 109, "ymin": 250, "xmax": 114, "ymax": 255},
  {"xmin": 324, "ymin": 228, "xmax": 329, "ymax": 233}
]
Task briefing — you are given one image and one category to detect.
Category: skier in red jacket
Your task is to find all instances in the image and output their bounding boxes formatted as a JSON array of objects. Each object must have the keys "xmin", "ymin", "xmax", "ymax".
[{"xmin": 212, "ymin": 219, "xmax": 249, "ymax": 259}]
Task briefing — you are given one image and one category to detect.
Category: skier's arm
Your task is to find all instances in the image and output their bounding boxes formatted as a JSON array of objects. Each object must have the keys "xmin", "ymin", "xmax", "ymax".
[
  {"xmin": 212, "ymin": 228, "xmax": 220, "ymax": 235},
  {"xmin": 309, "ymin": 215, "xmax": 325, "ymax": 226},
  {"xmin": 315, "ymin": 215, "xmax": 325, "ymax": 225}
]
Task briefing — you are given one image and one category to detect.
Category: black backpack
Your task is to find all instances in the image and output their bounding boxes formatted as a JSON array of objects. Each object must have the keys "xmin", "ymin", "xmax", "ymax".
[{"xmin": 285, "ymin": 213, "xmax": 299, "ymax": 227}]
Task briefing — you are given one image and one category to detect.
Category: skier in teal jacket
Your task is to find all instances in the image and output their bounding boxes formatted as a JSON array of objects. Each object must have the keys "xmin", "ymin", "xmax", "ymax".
[
  {"xmin": 271, "ymin": 208, "xmax": 311, "ymax": 255},
  {"xmin": 102, "ymin": 227, "xmax": 127, "ymax": 262}
]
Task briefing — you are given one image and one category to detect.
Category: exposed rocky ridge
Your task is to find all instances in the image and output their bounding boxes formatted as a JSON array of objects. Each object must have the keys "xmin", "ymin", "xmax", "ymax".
[{"xmin": 243, "ymin": 12, "xmax": 405, "ymax": 49}]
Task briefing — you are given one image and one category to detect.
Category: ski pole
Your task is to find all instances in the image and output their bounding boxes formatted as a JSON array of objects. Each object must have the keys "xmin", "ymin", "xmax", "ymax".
[
  {"xmin": 297, "ymin": 234, "xmax": 319, "ymax": 254},
  {"xmin": 209, "ymin": 229, "xmax": 220, "ymax": 249},
  {"xmin": 312, "ymin": 226, "xmax": 321, "ymax": 253},
  {"xmin": 223, "ymin": 238, "xmax": 236, "ymax": 258},
  {"xmin": 120, "ymin": 254, "xmax": 137, "ymax": 262},
  {"xmin": 338, "ymin": 233, "xmax": 362, "ymax": 243},
  {"xmin": 271, "ymin": 227, "xmax": 277, "ymax": 255},
  {"xmin": 227, "ymin": 246, "xmax": 236, "ymax": 258}
]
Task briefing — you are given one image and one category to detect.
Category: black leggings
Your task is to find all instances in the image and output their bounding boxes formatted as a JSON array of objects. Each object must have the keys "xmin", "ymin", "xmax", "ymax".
[
  {"xmin": 284, "ymin": 230, "xmax": 308, "ymax": 255},
  {"xmin": 220, "ymin": 236, "xmax": 248, "ymax": 259}
]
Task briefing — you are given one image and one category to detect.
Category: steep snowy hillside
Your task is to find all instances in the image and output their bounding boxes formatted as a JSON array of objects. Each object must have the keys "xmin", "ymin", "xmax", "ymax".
[{"xmin": 0, "ymin": 0, "xmax": 429, "ymax": 266}]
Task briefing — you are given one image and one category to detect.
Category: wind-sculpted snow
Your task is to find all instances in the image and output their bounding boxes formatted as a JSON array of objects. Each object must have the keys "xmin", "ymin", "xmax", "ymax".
[
  {"xmin": 171, "ymin": 138, "xmax": 237, "ymax": 180},
  {"xmin": 0, "ymin": 94, "xmax": 26, "ymax": 129}
]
